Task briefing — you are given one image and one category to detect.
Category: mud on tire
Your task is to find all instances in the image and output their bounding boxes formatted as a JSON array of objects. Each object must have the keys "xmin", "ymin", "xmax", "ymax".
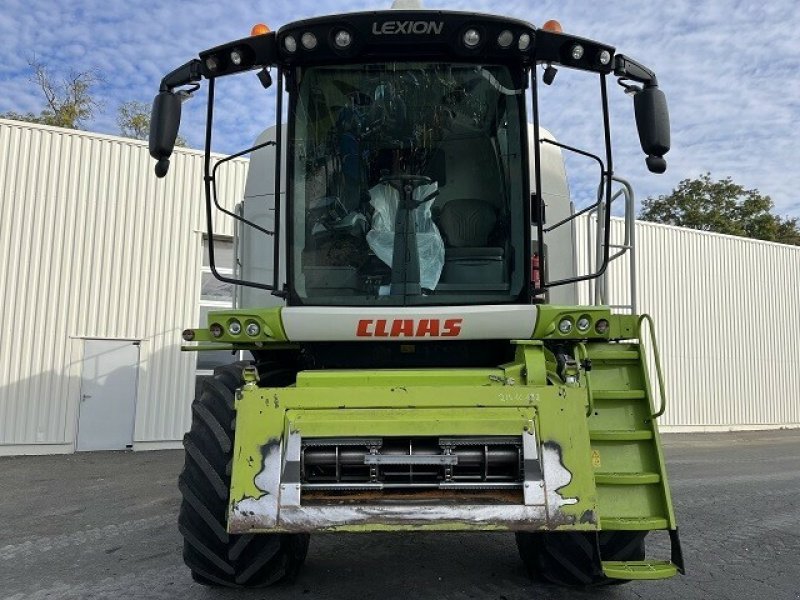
[
  {"xmin": 515, "ymin": 530, "xmax": 646, "ymax": 587},
  {"xmin": 178, "ymin": 360, "xmax": 310, "ymax": 587}
]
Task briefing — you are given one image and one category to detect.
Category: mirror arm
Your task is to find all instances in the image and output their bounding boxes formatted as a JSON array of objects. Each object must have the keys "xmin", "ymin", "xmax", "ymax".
[
  {"xmin": 613, "ymin": 54, "xmax": 658, "ymax": 88},
  {"xmin": 160, "ymin": 59, "xmax": 204, "ymax": 92}
]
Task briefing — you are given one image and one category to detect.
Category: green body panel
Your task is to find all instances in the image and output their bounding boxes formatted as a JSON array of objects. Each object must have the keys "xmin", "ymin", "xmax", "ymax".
[
  {"xmin": 189, "ymin": 306, "xmax": 288, "ymax": 343},
  {"xmin": 199, "ymin": 306, "xmax": 678, "ymax": 577},
  {"xmin": 230, "ymin": 372, "xmax": 599, "ymax": 530}
]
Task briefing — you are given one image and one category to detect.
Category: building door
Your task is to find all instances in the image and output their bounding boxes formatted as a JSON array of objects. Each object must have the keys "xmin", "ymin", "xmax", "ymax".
[{"xmin": 76, "ymin": 340, "xmax": 140, "ymax": 451}]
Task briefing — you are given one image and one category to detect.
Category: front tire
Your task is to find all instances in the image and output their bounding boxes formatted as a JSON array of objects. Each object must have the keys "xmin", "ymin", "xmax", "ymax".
[
  {"xmin": 515, "ymin": 531, "xmax": 645, "ymax": 587},
  {"xmin": 178, "ymin": 361, "xmax": 310, "ymax": 587}
]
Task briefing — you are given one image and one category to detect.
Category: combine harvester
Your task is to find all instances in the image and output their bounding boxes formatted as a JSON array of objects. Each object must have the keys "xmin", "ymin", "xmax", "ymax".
[{"xmin": 150, "ymin": 0, "xmax": 683, "ymax": 588}]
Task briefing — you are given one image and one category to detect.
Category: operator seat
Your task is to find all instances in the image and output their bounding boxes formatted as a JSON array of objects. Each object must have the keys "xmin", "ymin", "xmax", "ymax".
[{"xmin": 437, "ymin": 198, "xmax": 505, "ymax": 284}]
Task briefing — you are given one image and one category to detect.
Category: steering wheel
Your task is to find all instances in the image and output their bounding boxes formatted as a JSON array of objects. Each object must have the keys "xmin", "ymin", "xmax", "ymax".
[{"xmin": 378, "ymin": 174, "xmax": 439, "ymax": 205}]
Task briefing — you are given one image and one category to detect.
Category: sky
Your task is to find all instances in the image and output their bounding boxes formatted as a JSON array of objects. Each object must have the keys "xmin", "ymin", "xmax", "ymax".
[{"xmin": 1, "ymin": 0, "xmax": 798, "ymax": 217}]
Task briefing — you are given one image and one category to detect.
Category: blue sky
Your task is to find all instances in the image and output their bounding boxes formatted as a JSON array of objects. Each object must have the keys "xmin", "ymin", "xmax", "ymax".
[{"xmin": 1, "ymin": 0, "xmax": 798, "ymax": 216}]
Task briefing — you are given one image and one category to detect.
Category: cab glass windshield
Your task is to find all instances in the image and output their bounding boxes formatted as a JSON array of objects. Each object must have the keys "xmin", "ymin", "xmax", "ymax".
[{"xmin": 290, "ymin": 62, "xmax": 526, "ymax": 305}]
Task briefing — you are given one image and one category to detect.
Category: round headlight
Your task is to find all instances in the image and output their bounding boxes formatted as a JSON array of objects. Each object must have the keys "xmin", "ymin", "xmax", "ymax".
[
  {"xmin": 497, "ymin": 30, "xmax": 513, "ymax": 48},
  {"xmin": 230, "ymin": 50, "xmax": 243, "ymax": 66},
  {"xmin": 228, "ymin": 319, "xmax": 242, "ymax": 336},
  {"xmin": 209, "ymin": 323, "xmax": 224, "ymax": 338},
  {"xmin": 182, "ymin": 329, "xmax": 195, "ymax": 342},
  {"xmin": 595, "ymin": 319, "xmax": 610, "ymax": 334},
  {"xmin": 463, "ymin": 28, "xmax": 481, "ymax": 48},
  {"xmin": 599, "ymin": 50, "xmax": 612, "ymax": 65},
  {"xmin": 334, "ymin": 30, "xmax": 352, "ymax": 48},
  {"xmin": 245, "ymin": 321, "xmax": 261, "ymax": 337},
  {"xmin": 204, "ymin": 56, "xmax": 220, "ymax": 72},
  {"xmin": 571, "ymin": 44, "xmax": 585, "ymax": 60},
  {"xmin": 577, "ymin": 316, "xmax": 591, "ymax": 332},
  {"xmin": 301, "ymin": 32, "xmax": 317, "ymax": 50},
  {"xmin": 518, "ymin": 33, "xmax": 531, "ymax": 51},
  {"xmin": 558, "ymin": 318, "xmax": 573, "ymax": 334},
  {"xmin": 284, "ymin": 35, "xmax": 297, "ymax": 53}
]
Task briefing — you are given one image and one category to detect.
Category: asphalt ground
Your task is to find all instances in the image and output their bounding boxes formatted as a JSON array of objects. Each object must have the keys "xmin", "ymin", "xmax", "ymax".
[{"xmin": 1, "ymin": 430, "xmax": 798, "ymax": 600}]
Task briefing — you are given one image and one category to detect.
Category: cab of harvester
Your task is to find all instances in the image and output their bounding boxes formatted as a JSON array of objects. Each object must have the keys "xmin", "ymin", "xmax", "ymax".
[{"xmin": 151, "ymin": 3, "xmax": 682, "ymax": 589}]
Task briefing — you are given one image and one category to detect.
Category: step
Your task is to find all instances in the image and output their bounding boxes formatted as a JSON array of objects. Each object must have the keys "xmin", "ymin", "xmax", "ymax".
[
  {"xmin": 600, "ymin": 516, "xmax": 669, "ymax": 530},
  {"xmin": 594, "ymin": 472, "xmax": 661, "ymax": 485},
  {"xmin": 591, "ymin": 389, "xmax": 647, "ymax": 401},
  {"xmin": 590, "ymin": 429, "xmax": 653, "ymax": 441},
  {"xmin": 588, "ymin": 350, "xmax": 640, "ymax": 362},
  {"xmin": 602, "ymin": 560, "xmax": 678, "ymax": 580}
]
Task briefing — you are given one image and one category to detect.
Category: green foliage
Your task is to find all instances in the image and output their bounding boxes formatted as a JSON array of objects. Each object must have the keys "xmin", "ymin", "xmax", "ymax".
[
  {"xmin": 116, "ymin": 100, "xmax": 186, "ymax": 146},
  {"xmin": 1, "ymin": 60, "xmax": 188, "ymax": 148},
  {"xmin": 639, "ymin": 173, "xmax": 800, "ymax": 246},
  {"xmin": 117, "ymin": 100, "xmax": 150, "ymax": 139},
  {"xmin": 0, "ymin": 61, "xmax": 101, "ymax": 129}
]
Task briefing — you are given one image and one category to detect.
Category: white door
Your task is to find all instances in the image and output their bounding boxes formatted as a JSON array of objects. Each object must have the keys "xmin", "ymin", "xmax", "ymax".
[{"xmin": 77, "ymin": 340, "xmax": 140, "ymax": 451}]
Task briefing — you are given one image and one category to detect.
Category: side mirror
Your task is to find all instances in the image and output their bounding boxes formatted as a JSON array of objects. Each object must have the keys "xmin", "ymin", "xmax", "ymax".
[
  {"xmin": 149, "ymin": 91, "xmax": 182, "ymax": 178},
  {"xmin": 634, "ymin": 86, "xmax": 670, "ymax": 173}
]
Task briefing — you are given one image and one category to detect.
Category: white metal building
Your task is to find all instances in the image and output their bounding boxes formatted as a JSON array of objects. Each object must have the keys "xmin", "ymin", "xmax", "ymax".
[
  {"xmin": 1, "ymin": 119, "xmax": 798, "ymax": 455},
  {"xmin": 0, "ymin": 119, "xmax": 247, "ymax": 455}
]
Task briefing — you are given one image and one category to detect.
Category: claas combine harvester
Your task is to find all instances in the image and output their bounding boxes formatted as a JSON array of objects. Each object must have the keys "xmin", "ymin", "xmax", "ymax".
[{"xmin": 149, "ymin": 0, "xmax": 684, "ymax": 588}]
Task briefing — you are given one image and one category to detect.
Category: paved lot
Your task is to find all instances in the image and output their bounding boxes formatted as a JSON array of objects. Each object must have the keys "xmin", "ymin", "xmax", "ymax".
[{"xmin": 1, "ymin": 430, "xmax": 798, "ymax": 600}]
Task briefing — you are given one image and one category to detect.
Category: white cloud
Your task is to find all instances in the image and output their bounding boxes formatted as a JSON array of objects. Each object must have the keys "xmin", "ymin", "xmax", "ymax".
[{"xmin": 0, "ymin": 0, "xmax": 797, "ymax": 215}]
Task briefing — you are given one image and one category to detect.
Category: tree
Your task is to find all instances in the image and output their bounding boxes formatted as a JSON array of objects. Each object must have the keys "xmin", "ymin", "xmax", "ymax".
[
  {"xmin": 639, "ymin": 173, "xmax": 800, "ymax": 246},
  {"xmin": 117, "ymin": 100, "xmax": 186, "ymax": 146},
  {"xmin": 0, "ymin": 60, "xmax": 102, "ymax": 129}
]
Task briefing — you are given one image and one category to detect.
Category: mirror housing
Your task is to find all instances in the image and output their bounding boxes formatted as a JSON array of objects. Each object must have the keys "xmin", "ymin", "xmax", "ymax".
[
  {"xmin": 634, "ymin": 86, "xmax": 670, "ymax": 173},
  {"xmin": 149, "ymin": 91, "xmax": 182, "ymax": 178}
]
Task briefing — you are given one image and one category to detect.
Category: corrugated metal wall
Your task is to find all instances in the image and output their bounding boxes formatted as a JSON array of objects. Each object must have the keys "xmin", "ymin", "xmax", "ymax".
[
  {"xmin": 0, "ymin": 119, "xmax": 246, "ymax": 453},
  {"xmin": 1, "ymin": 119, "xmax": 798, "ymax": 454},
  {"xmin": 575, "ymin": 215, "xmax": 800, "ymax": 430}
]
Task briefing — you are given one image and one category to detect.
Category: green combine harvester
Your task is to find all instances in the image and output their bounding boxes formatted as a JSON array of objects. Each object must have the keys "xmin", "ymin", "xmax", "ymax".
[{"xmin": 150, "ymin": 0, "xmax": 683, "ymax": 588}]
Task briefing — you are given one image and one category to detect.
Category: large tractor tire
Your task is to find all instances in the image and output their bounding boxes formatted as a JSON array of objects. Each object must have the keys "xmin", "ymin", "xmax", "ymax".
[
  {"xmin": 515, "ymin": 531, "xmax": 645, "ymax": 587},
  {"xmin": 178, "ymin": 360, "xmax": 310, "ymax": 587}
]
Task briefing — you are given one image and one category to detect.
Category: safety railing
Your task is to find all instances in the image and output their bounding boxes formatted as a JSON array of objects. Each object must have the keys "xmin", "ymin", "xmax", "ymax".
[{"xmin": 587, "ymin": 176, "xmax": 637, "ymax": 313}]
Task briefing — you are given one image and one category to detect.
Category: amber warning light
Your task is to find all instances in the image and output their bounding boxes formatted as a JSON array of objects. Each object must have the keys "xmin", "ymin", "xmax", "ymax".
[
  {"xmin": 542, "ymin": 20, "xmax": 563, "ymax": 33},
  {"xmin": 251, "ymin": 23, "xmax": 270, "ymax": 36}
]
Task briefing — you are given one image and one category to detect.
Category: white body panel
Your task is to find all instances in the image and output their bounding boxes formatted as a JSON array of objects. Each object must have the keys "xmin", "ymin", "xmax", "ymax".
[
  {"xmin": 281, "ymin": 305, "xmax": 538, "ymax": 341},
  {"xmin": 530, "ymin": 127, "xmax": 578, "ymax": 305},
  {"xmin": 236, "ymin": 127, "xmax": 286, "ymax": 310}
]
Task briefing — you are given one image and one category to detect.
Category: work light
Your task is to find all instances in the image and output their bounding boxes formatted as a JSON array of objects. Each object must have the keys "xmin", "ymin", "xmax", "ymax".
[
  {"xmin": 228, "ymin": 319, "xmax": 242, "ymax": 335},
  {"xmin": 301, "ymin": 32, "xmax": 318, "ymax": 50},
  {"xmin": 463, "ymin": 29, "xmax": 480, "ymax": 47},
  {"xmin": 334, "ymin": 30, "xmax": 352, "ymax": 48},
  {"xmin": 497, "ymin": 30, "xmax": 513, "ymax": 48}
]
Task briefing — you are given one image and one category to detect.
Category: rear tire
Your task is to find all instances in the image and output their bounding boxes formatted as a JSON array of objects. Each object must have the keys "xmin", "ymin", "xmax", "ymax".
[
  {"xmin": 515, "ymin": 531, "xmax": 645, "ymax": 587},
  {"xmin": 179, "ymin": 360, "xmax": 310, "ymax": 587}
]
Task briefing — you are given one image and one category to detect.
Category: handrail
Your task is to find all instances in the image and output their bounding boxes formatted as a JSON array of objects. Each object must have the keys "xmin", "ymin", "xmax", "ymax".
[
  {"xmin": 638, "ymin": 314, "xmax": 667, "ymax": 419},
  {"xmin": 587, "ymin": 175, "xmax": 637, "ymax": 313}
]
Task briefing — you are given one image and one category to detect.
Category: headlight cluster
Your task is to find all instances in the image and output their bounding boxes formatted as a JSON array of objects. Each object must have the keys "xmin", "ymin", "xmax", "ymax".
[
  {"xmin": 461, "ymin": 28, "xmax": 532, "ymax": 51},
  {"xmin": 556, "ymin": 314, "xmax": 610, "ymax": 337},
  {"xmin": 284, "ymin": 29, "xmax": 352, "ymax": 53},
  {"xmin": 207, "ymin": 318, "xmax": 262, "ymax": 339},
  {"xmin": 205, "ymin": 47, "xmax": 254, "ymax": 74}
]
